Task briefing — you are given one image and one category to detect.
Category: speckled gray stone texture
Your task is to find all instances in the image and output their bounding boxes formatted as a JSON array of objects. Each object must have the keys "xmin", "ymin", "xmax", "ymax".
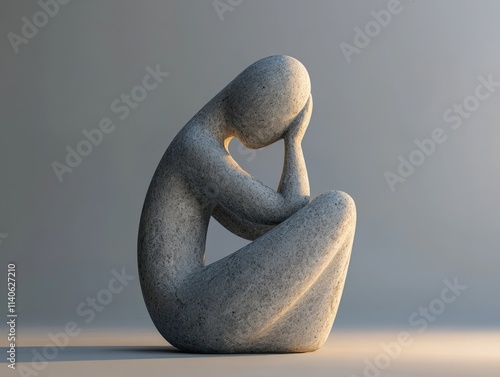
[{"xmin": 138, "ymin": 55, "xmax": 356, "ymax": 353}]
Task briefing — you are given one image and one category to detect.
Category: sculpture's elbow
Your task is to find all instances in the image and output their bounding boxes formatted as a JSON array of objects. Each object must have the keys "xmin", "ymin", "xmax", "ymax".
[
  {"xmin": 288, "ymin": 195, "xmax": 310, "ymax": 217},
  {"xmin": 261, "ymin": 195, "xmax": 310, "ymax": 225}
]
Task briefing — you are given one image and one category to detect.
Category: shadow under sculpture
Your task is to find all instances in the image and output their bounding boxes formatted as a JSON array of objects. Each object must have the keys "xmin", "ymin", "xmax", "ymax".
[{"xmin": 138, "ymin": 55, "xmax": 356, "ymax": 353}]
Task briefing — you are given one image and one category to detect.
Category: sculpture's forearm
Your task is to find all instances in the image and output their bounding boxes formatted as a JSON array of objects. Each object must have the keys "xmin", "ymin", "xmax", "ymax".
[
  {"xmin": 278, "ymin": 139, "xmax": 310, "ymax": 212},
  {"xmin": 212, "ymin": 205, "xmax": 275, "ymax": 240}
]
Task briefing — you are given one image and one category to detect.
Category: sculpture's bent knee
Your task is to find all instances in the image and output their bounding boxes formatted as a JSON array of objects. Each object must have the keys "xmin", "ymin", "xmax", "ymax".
[
  {"xmin": 312, "ymin": 190, "xmax": 355, "ymax": 213},
  {"xmin": 308, "ymin": 190, "xmax": 356, "ymax": 237}
]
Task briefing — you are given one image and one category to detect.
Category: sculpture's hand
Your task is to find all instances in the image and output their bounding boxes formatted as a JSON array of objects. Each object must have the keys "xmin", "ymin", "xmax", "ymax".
[{"xmin": 285, "ymin": 95, "xmax": 312, "ymax": 144}]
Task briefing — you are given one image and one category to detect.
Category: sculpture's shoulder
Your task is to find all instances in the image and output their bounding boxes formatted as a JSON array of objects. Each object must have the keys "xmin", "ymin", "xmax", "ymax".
[{"xmin": 169, "ymin": 123, "xmax": 223, "ymax": 167}]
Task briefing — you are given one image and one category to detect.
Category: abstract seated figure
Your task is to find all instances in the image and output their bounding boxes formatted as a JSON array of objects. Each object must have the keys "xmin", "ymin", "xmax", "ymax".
[{"xmin": 138, "ymin": 55, "xmax": 356, "ymax": 353}]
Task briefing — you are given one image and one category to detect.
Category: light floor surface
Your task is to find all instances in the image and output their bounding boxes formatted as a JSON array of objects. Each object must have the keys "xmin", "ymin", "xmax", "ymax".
[{"xmin": 2, "ymin": 329, "xmax": 499, "ymax": 377}]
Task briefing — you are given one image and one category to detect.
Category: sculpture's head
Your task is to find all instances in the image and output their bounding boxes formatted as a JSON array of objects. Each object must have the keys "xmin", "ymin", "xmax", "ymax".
[{"xmin": 224, "ymin": 55, "xmax": 311, "ymax": 149}]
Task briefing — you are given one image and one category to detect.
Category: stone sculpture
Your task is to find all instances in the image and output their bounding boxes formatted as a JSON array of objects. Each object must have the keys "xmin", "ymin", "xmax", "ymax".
[{"xmin": 138, "ymin": 55, "xmax": 356, "ymax": 353}]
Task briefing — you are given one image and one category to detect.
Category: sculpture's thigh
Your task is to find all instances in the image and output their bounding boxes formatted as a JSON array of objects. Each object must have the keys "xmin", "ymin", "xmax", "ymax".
[{"xmin": 179, "ymin": 190, "xmax": 356, "ymax": 352}]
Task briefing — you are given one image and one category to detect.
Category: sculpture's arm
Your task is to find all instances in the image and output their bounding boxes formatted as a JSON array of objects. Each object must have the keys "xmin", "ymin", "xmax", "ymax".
[
  {"xmin": 277, "ymin": 117, "xmax": 310, "ymax": 207},
  {"xmin": 212, "ymin": 205, "xmax": 275, "ymax": 240},
  {"xmin": 278, "ymin": 95, "xmax": 312, "ymax": 201},
  {"xmin": 194, "ymin": 96, "xmax": 312, "ymax": 226}
]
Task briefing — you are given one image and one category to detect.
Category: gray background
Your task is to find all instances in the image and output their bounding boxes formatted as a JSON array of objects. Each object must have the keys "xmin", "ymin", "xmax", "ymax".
[{"xmin": 1, "ymin": 0, "xmax": 499, "ymax": 333}]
